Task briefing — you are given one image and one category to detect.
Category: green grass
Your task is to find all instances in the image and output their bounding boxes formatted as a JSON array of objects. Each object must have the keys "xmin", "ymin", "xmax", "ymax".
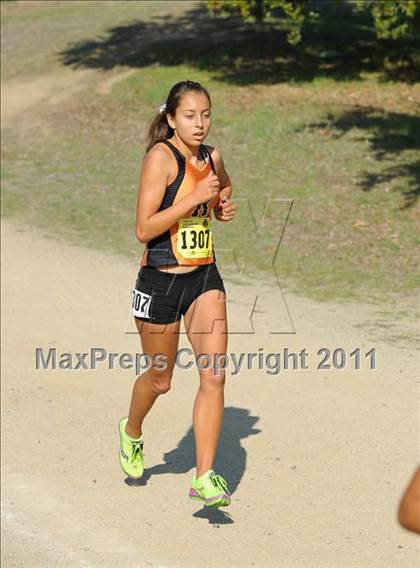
[
  {"xmin": 1, "ymin": 0, "xmax": 195, "ymax": 81},
  {"xmin": 2, "ymin": 0, "xmax": 419, "ymax": 305}
]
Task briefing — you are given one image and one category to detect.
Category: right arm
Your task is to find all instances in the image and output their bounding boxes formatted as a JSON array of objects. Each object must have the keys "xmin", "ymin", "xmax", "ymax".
[
  {"xmin": 135, "ymin": 145, "xmax": 219, "ymax": 243},
  {"xmin": 398, "ymin": 466, "xmax": 420, "ymax": 534}
]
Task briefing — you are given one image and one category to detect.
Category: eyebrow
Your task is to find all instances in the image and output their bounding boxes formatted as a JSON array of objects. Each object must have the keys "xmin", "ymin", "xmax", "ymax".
[{"xmin": 183, "ymin": 108, "xmax": 210, "ymax": 112}]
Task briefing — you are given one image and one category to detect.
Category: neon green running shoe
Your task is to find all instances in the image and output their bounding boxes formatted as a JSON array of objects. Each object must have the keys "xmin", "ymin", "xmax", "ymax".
[
  {"xmin": 118, "ymin": 417, "xmax": 145, "ymax": 479},
  {"xmin": 189, "ymin": 469, "xmax": 231, "ymax": 507}
]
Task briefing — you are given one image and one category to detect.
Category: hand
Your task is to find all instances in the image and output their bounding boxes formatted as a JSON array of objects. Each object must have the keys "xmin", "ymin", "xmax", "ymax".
[
  {"xmin": 215, "ymin": 196, "xmax": 236, "ymax": 222},
  {"xmin": 191, "ymin": 171, "xmax": 220, "ymax": 206}
]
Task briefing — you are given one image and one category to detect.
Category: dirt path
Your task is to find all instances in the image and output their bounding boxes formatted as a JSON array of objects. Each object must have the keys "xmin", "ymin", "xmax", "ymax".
[
  {"xmin": 1, "ymin": 217, "xmax": 419, "ymax": 568},
  {"xmin": 2, "ymin": 45, "xmax": 419, "ymax": 566},
  {"xmin": 1, "ymin": 66, "xmax": 138, "ymax": 128}
]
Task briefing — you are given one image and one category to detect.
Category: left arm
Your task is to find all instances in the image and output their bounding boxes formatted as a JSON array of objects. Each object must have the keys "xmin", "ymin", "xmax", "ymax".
[{"xmin": 210, "ymin": 147, "xmax": 235, "ymax": 222}]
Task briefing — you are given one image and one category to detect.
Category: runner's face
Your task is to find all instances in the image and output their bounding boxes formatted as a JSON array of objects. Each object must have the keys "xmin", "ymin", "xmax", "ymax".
[{"xmin": 171, "ymin": 92, "xmax": 211, "ymax": 146}]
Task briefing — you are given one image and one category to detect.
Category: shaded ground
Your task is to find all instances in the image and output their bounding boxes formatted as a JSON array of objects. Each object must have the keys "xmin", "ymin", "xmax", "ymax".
[{"xmin": 59, "ymin": 1, "xmax": 420, "ymax": 85}]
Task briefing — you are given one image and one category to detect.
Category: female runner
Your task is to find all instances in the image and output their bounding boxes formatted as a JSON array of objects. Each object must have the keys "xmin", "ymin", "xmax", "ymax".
[{"xmin": 119, "ymin": 80, "xmax": 236, "ymax": 508}]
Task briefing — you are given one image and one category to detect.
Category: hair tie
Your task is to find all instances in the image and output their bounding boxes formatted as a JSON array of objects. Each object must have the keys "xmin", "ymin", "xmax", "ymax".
[{"xmin": 158, "ymin": 103, "xmax": 167, "ymax": 114}]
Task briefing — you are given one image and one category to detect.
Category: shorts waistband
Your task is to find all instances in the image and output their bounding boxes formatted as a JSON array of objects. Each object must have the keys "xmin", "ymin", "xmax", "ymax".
[{"xmin": 142, "ymin": 264, "xmax": 212, "ymax": 279}]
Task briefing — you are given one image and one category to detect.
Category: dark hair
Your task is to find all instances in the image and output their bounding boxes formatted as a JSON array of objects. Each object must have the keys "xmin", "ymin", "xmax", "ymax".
[{"xmin": 144, "ymin": 80, "xmax": 211, "ymax": 153}]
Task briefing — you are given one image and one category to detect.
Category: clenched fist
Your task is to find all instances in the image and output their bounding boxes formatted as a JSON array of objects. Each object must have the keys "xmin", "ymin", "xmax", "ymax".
[{"xmin": 215, "ymin": 196, "xmax": 236, "ymax": 222}]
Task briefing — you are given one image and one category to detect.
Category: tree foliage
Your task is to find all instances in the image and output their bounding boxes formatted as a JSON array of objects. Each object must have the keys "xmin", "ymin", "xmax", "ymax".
[
  {"xmin": 355, "ymin": 0, "xmax": 419, "ymax": 40},
  {"xmin": 206, "ymin": 0, "xmax": 420, "ymax": 45}
]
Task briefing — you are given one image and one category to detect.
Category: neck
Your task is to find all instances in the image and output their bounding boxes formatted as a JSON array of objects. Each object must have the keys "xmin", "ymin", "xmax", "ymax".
[{"xmin": 171, "ymin": 134, "xmax": 200, "ymax": 159}]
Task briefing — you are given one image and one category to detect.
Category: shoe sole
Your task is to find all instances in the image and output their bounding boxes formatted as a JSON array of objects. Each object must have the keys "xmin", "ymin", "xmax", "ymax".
[
  {"xmin": 189, "ymin": 488, "xmax": 231, "ymax": 507},
  {"xmin": 119, "ymin": 461, "xmax": 144, "ymax": 480},
  {"xmin": 118, "ymin": 418, "xmax": 144, "ymax": 480}
]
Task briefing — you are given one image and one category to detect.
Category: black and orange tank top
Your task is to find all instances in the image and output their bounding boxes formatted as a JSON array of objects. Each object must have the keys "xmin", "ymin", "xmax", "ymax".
[{"xmin": 140, "ymin": 139, "xmax": 220, "ymax": 268}]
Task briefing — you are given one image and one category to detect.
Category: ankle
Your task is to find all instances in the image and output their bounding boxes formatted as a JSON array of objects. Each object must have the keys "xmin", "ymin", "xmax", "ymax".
[
  {"xmin": 196, "ymin": 467, "xmax": 213, "ymax": 479},
  {"xmin": 125, "ymin": 422, "xmax": 142, "ymax": 439}
]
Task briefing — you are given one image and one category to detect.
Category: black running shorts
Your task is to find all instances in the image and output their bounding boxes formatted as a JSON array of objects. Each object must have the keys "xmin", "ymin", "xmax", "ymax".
[{"xmin": 132, "ymin": 263, "xmax": 226, "ymax": 324}]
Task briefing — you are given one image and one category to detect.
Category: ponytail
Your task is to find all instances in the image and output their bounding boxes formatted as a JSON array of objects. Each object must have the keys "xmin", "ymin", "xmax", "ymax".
[{"xmin": 144, "ymin": 110, "xmax": 173, "ymax": 154}]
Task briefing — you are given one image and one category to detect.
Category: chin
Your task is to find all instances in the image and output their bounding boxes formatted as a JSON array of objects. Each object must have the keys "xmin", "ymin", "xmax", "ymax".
[{"xmin": 192, "ymin": 136, "xmax": 206, "ymax": 144}]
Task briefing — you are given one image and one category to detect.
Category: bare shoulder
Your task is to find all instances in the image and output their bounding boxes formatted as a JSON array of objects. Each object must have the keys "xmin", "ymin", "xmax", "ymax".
[
  {"xmin": 143, "ymin": 141, "xmax": 173, "ymax": 167},
  {"xmin": 142, "ymin": 141, "xmax": 176, "ymax": 186},
  {"xmin": 203, "ymin": 144, "xmax": 225, "ymax": 175}
]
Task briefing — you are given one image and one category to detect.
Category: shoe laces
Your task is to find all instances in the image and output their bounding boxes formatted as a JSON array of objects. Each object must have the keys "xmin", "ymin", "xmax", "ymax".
[
  {"xmin": 209, "ymin": 471, "xmax": 230, "ymax": 495},
  {"xmin": 130, "ymin": 439, "xmax": 144, "ymax": 463}
]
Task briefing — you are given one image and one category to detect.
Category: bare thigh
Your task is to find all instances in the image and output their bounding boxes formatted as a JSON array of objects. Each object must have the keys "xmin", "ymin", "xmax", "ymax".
[
  {"xmin": 134, "ymin": 318, "xmax": 181, "ymax": 376},
  {"xmin": 183, "ymin": 290, "xmax": 228, "ymax": 374}
]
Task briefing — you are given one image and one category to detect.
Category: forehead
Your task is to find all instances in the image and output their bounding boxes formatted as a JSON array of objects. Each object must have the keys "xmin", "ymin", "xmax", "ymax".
[{"xmin": 179, "ymin": 91, "xmax": 210, "ymax": 110}]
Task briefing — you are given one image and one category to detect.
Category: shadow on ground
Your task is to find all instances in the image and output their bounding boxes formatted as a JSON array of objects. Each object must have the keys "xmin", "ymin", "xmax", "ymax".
[
  {"xmin": 57, "ymin": 1, "xmax": 419, "ymax": 206},
  {"xmin": 58, "ymin": 1, "xmax": 419, "ymax": 85},
  {"xmin": 298, "ymin": 107, "xmax": 420, "ymax": 209},
  {"xmin": 124, "ymin": 406, "xmax": 261, "ymax": 523}
]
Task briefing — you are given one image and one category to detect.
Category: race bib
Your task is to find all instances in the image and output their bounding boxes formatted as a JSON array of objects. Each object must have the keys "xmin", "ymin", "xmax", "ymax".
[
  {"xmin": 177, "ymin": 217, "xmax": 213, "ymax": 260},
  {"xmin": 132, "ymin": 289, "xmax": 152, "ymax": 319}
]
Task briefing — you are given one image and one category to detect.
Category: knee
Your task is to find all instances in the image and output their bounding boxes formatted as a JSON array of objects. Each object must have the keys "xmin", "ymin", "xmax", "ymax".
[
  {"xmin": 147, "ymin": 367, "xmax": 173, "ymax": 395},
  {"xmin": 199, "ymin": 369, "xmax": 226, "ymax": 389}
]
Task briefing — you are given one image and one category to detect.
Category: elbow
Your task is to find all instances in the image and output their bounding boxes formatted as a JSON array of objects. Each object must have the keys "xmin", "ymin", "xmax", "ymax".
[
  {"xmin": 397, "ymin": 503, "xmax": 408, "ymax": 529},
  {"xmin": 398, "ymin": 502, "xmax": 420, "ymax": 534},
  {"xmin": 135, "ymin": 227, "xmax": 148, "ymax": 243}
]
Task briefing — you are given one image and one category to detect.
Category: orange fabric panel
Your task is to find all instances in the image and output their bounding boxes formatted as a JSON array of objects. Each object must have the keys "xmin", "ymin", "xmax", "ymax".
[
  {"xmin": 169, "ymin": 161, "xmax": 216, "ymax": 265},
  {"xmin": 139, "ymin": 150, "xmax": 219, "ymax": 267}
]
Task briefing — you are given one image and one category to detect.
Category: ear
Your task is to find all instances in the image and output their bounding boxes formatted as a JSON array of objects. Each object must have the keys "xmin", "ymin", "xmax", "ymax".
[{"xmin": 166, "ymin": 114, "xmax": 175, "ymax": 130}]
